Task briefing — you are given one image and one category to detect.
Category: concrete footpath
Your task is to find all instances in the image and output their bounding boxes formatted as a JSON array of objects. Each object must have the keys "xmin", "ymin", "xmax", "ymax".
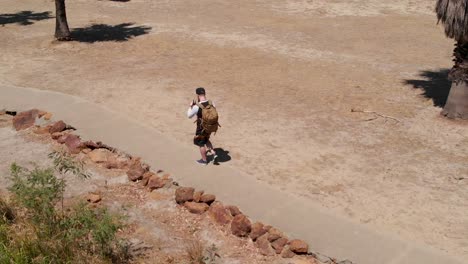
[{"xmin": 1, "ymin": 85, "xmax": 465, "ymax": 264}]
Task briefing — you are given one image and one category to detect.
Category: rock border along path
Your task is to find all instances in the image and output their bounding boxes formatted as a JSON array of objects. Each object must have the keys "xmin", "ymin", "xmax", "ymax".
[{"xmin": 0, "ymin": 85, "xmax": 464, "ymax": 264}]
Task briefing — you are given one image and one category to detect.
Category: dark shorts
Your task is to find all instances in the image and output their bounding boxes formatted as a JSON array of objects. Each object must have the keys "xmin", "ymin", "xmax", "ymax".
[{"xmin": 193, "ymin": 132, "xmax": 211, "ymax": 147}]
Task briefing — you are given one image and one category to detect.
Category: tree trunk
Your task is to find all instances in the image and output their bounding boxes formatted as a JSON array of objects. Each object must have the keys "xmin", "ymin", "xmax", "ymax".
[
  {"xmin": 54, "ymin": 0, "xmax": 71, "ymax": 40},
  {"xmin": 441, "ymin": 81, "xmax": 468, "ymax": 119},
  {"xmin": 443, "ymin": 41, "xmax": 468, "ymax": 119}
]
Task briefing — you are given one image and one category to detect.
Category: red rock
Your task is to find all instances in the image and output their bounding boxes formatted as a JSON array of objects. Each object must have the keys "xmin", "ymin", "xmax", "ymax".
[
  {"xmin": 49, "ymin": 120, "xmax": 66, "ymax": 134},
  {"xmin": 288, "ymin": 239, "xmax": 309, "ymax": 254},
  {"xmin": 140, "ymin": 172, "xmax": 153, "ymax": 186},
  {"xmin": 250, "ymin": 222, "xmax": 269, "ymax": 241},
  {"xmin": 104, "ymin": 157, "xmax": 120, "ymax": 169},
  {"xmin": 268, "ymin": 228, "xmax": 284, "ymax": 242},
  {"xmin": 56, "ymin": 134, "xmax": 69, "ymax": 144},
  {"xmin": 226, "ymin": 205, "xmax": 242, "ymax": 216},
  {"xmin": 42, "ymin": 112, "xmax": 52, "ymax": 120},
  {"xmin": 86, "ymin": 194, "xmax": 101, "ymax": 203},
  {"xmin": 208, "ymin": 202, "xmax": 233, "ymax": 225},
  {"xmin": 271, "ymin": 237, "xmax": 288, "ymax": 254},
  {"xmin": 293, "ymin": 257, "xmax": 319, "ymax": 264},
  {"xmin": 64, "ymin": 134, "xmax": 82, "ymax": 154},
  {"xmin": 104, "ymin": 155, "xmax": 129, "ymax": 170},
  {"xmin": 90, "ymin": 151, "xmax": 128, "ymax": 170},
  {"xmin": 255, "ymin": 234, "xmax": 275, "ymax": 256},
  {"xmin": 87, "ymin": 148, "xmax": 113, "ymax": 163},
  {"xmin": 184, "ymin": 202, "xmax": 209, "ymax": 214},
  {"xmin": 159, "ymin": 173, "xmax": 173, "ymax": 187},
  {"xmin": 281, "ymin": 246, "xmax": 295, "ymax": 258},
  {"xmin": 126, "ymin": 158, "xmax": 148, "ymax": 181},
  {"xmin": 37, "ymin": 110, "xmax": 47, "ymax": 118},
  {"xmin": 57, "ymin": 136, "xmax": 67, "ymax": 144},
  {"xmin": 94, "ymin": 141, "xmax": 116, "ymax": 152},
  {"xmin": 193, "ymin": 191, "xmax": 204, "ymax": 202},
  {"xmin": 230, "ymin": 214, "xmax": 252, "ymax": 237},
  {"xmin": 12, "ymin": 109, "xmax": 39, "ymax": 131},
  {"xmin": 175, "ymin": 187, "xmax": 195, "ymax": 204},
  {"xmin": 200, "ymin": 194, "xmax": 216, "ymax": 204},
  {"xmin": 81, "ymin": 140, "xmax": 100, "ymax": 149},
  {"xmin": 143, "ymin": 163, "xmax": 150, "ymax": 172},
  {"xmin": 34, "ymin": 125, "xmax": 51, "ymax": 134},
  {"xmin": 51, "ymin": 132, "xmax": 65, "ymax": 140},
  {"xmin": 81, "ymin": 148, "xmax": 92, "ymax": 154},
  {"xmin": 147, "ymin": 175, "xmax": 168, "ymax": 190}
]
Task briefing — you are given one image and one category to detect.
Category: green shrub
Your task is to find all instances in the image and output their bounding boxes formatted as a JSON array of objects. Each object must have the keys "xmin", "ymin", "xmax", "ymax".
[
  {"xmin": 9, "ymin": 164, "xmax": 63, "ymax": 231},
  {"xmin": 0, "ymin": 161, "xmax": 131, "ymax": 264}
]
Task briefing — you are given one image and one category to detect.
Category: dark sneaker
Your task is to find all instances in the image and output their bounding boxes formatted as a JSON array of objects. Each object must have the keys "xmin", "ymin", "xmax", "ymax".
[{"xmin": 196, "ymin": 159, "xmax": 208, "ymax": 165}]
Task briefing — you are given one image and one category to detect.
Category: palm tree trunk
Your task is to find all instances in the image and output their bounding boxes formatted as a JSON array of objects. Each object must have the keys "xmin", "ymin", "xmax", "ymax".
[
  {"xmin": 54, "ymin": 0, "xmax": 71, "ymax": 40},
  {"xmin": 443, "ymin": 41, "xmax": 468, "ymax": 119},
  {"xmin": 442, "ymin": 81, "xmax": 468, "ymax": 119}
]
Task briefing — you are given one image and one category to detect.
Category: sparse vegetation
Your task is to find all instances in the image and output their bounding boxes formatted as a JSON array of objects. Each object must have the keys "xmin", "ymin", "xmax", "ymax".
[
  {"xmin": 187, "ymin": 240, "xmax": 204, "ymax": 264},
  {"xmin": 0, "ymin": 162, "xmax": 131, "ymax": 263},
  {"xmin": 49, "ymin": 150, "xmax": 91, "ymax": 179},
  {"xmin": 204, "ymin": 244, "xmax": 220, "ymax": 264},
  {"xmin": 186, "ymin": 240, "xmax": 220, "ymax": 264}
]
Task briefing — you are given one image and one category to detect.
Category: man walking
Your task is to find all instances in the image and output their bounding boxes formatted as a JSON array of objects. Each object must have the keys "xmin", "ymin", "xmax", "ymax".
[{"xmin": 187, "ymin": 87, "xmax": 219, "ymax": 165}]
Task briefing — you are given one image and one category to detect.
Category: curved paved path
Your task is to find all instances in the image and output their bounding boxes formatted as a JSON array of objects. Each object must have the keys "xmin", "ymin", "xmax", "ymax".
[{"xmin": 0, "ymin": 85, "xmax": 464, "ymax": 264}]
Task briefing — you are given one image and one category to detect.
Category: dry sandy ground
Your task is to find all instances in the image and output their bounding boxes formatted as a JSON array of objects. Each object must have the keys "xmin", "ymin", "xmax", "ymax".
[{"xmin": 1, "ymin": 0, "xmax": 467, "ymax": 260}]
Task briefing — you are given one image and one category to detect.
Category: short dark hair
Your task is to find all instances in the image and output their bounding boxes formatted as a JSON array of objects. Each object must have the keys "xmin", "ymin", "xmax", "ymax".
[{"xmin": 195, "ymin": 87, "xmax": 206, "ymax": 95}]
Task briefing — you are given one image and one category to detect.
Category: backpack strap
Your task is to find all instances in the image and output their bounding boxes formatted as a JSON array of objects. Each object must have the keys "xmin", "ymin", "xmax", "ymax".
[
  {"xmin": 196, "ymin": 100, "xmax": 212, "ymax": 109},
  {"xmin": 196, "ymin": 102, "xmax": 205, "ymax": 109}
]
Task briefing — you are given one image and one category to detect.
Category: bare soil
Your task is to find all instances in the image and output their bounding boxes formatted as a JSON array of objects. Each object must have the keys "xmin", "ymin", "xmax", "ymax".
[{"xmin": 1, "ymin": 0, "xmax": 467, "ymax": 260}]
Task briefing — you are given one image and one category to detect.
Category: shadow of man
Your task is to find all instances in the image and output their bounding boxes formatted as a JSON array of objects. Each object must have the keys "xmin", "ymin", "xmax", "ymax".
[{"xmin": 210, "ymin": 148, "xmax": 231, "ymax": 165}]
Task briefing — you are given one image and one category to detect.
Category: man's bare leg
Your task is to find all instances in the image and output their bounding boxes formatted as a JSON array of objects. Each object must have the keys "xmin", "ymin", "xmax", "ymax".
[
  {"xmin": 206, "ymin": 140, "xmax": 218, "ymax": 164},
  {"xmin": 206, "ymin": 140, "xmax": 215, "ymax": 156},
  {"xmin": 199, "ymin": 146, "xmax": 208, "ymax": 162}
]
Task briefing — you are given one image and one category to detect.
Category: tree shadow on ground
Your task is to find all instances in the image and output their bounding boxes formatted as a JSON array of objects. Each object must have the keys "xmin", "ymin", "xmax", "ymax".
[
  {"xmin": 210, "ymin": 148, "xmax": 231, "ymax": 165},
  {"xmin": 0, "ymin": 11, "xmax": 52, "ymax": 26},
  {"xmin": 110, "ymin": 0, "xmax": 131, "ymax": 2},
  {"xmin": 404, "ymin": 69, "xmax": 452, "ymax": 107},
  {"xmin": 71, "ymin": 23, "xmax": 151, "ymax": 43}
]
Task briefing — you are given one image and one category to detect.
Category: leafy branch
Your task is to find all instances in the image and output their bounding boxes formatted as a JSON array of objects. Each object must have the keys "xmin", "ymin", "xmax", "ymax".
[{"xmin": 48, "ymin": 151, "xmax": 91, "ymax": 179}]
